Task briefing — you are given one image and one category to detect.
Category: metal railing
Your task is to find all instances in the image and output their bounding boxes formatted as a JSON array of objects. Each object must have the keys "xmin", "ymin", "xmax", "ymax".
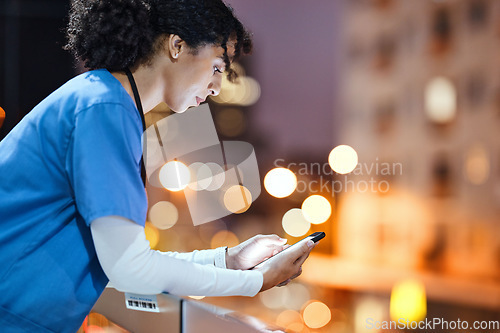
[{"xmin": 88, "ymin": 287, "xmax": 284, "ymax": 333}]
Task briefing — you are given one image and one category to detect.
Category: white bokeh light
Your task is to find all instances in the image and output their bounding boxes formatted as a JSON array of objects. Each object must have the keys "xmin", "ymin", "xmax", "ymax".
[
  {"xmin": 159, "ymin": 160, "xmax": 191, "ymax": 191},
  {"xmin": 264, "ymin": 168, "xmax": 297, "ymax": 198},
  {"xmin": 282, "ymin": 208, "xmax": 310, "ymax": 237},
  {"xmin": 328, "ymin": 145, "xmax": 358, "ymax": 174}
]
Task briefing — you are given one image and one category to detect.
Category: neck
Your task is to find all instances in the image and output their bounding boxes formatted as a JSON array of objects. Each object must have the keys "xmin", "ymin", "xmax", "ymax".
[{"xmin": 111, "ymin": 65, "xmax": 165, "ymax": 113}]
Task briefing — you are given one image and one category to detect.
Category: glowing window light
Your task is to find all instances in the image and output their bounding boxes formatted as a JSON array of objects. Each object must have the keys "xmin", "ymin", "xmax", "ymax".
[
  {"xmin": 282, "ymin": 208, "xmax": 310, "ymax": 237},
  {"xmin": 264, "ymin": 167, "xmax": 297, "ymax": 198},
  {"xmin": 302, "ymin": 301, "xmax": 331, "ymax": 329},
  {"xmin": 210, "ymin": 230, "xmax": 239, "ymax": 249},
  {"xmin": 328, "ymin": 145, "xmax": 358, "ymax": 174},
  {"xmin": 159, "ymin": 160, "xmax": 190, "ymax": 191},
  {"xmin": 144, "ymin": 222, "xmax": 160, "ymax": 249},
  {"xmin": 148, "ymin": 201, "xmax": 178, "ymax": 230},
  {"xmin": 390, "ymin": 279, "xmax": 427, "ymax": 323},
  {"xmin": 223, "ymin": 185, "xmax": 252, "ymax": 214},
  {"xmin": 301, "ymin": 195, "xmax": 332, "ymax": 224},
  {"xmin": 425, "ymin": 77, "xmax": 457, "ymax": 123},
  {"xmin": 464, "ymin": 144, "xmax": 490, "ymax": 185}
]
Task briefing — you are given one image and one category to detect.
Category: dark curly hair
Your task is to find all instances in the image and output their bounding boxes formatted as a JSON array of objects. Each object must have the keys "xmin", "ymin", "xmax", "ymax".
[{"xmin": 64, "ymin": 0, "xmax": 252, "ymax": 81}]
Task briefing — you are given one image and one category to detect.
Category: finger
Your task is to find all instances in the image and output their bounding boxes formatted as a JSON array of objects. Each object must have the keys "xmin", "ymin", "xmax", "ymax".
[
  {"xmin": 277, "ymin": 279, "xmax": 291, "ymax": 287},
  {"xmin": 267, "ymin": 244, "xmax": 286, "ymax": 253},
  {"xmin": 293, "ymin": 242, "xmax": 316, "ymax": 267},
  {"xmin": 258, "ymin": 234, "xmax": 288, "ymax": 246},
  {"xmin": 288, "ymin": 239, "xmax": 314, "ymax": 262},
  {"xmin": 290, "ymin": 267, "xmax": 302, "ymax": 280}
]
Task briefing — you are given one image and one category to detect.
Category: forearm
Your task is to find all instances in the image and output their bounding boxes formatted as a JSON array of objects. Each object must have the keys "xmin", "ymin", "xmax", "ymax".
[
  {"xmin": 160, "ymin": 248, "xmax": 224, "ymax": 267},
  {"xmin": 90, "ymin": 216, "xmax": 263, "ymax": 296}
]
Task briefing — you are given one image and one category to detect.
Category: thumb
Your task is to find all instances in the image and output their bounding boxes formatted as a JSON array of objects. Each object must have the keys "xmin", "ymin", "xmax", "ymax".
[{"xmin": 289, "ymin": 239, "xmax": 314, "ymax": 258}]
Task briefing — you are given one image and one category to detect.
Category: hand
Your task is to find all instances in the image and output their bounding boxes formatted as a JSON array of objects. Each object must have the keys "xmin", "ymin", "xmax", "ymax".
[
  {"xmin": 254, "ymin": 239, "xmax": 316, "ymax": 292},
  {"xmin": 226, "ymin": 234, "xmax": 287, "ymax": 270}
]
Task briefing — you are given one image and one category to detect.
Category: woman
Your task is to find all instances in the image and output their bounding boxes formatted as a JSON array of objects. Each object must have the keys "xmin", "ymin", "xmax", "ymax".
[{"xmin": 0, "ymin": 0, "xmax": 315, "ymax": 332}]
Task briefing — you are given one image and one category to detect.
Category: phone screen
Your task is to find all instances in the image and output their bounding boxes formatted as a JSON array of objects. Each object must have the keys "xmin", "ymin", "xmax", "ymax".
[{"xmin": 250, "ymin": 232, "xmax": 325, "ymax": 269}]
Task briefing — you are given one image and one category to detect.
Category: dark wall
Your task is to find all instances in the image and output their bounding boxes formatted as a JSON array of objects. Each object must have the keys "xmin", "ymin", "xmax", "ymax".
[{"xmin": 0, "ymin": 0, "xmax": 74, "ymax": 140}]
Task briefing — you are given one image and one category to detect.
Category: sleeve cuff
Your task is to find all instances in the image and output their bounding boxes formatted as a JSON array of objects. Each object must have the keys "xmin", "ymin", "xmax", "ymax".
[
  {"xmin": 243, "ymin": 270, "xmax": 264, "ymax": 297},
  {"xmin": 214, "ymin": 246, "xmax": 227, "ymax": 269}
]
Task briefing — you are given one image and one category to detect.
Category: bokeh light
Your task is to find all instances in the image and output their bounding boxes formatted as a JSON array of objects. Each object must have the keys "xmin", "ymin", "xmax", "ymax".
[
  {"xmin": 210, "ymin": 230, "xmax": 239, "ymax": 249},
  {"xmin": 0, "ymin": 106, "xmax": 5, "ymax": 129},
  {"xmin": 223, "ymin": 185, "xmax": 252, "ymax": 214},
  {"xmin": 302, "ymin": 301, "xmax": 332, "ymax": 329},
  {"xmin": 85, "ymin": 326, "xmax": 105, "ymax": 333},
  {"xmin": 286, "ymin": 283, "xmax": 311, "ymax": 311},
  {"xmin": 211, "ymin": 68, "xmax": 261, "ymax": 106},
  {"xmin": 260, "ymin": 283, "xmax": 310, "ymax": 313},
  {"xmin": 282, "ymin": 208, "xmax": 310, "ymax": 237},
  {"xmin": 390, "ymin": 279, "xmax": 427, "ymax": 323},
  {"xmin": 205, "ymin": 162, "xmax": 225, "ymax": 191},
  {"xmin": 464, "ymin": 144, "xmax": 490, "ymax": 185},
  {"xmin": 87, "ymin": 313, "xmax": 109, "ymax": 328},
  {"xmin": 264, "ymin": 167, "xmax": 297, "ymax": 198},
  {"xmin": 328, "ymin": 145, "xmax": 358, "ymax": 174},
  {"xmin": 354, "ymin": 298, "xmax": 385, "ymax": 333},
  {"xmin": 215, "ymin": 108, "xmax": 246, "ymax": 137},
  {"xmin": 148, "ymin": 201, "xmax": 178, "ymax": 230},
  {"xmin": 425, "ymin": 76, "xmax": 457, "ymax": 123},
  {"xmin": 187, "ymin": 162, "xmax": 212, "ymax": 191},
  {"xmin": 276, "ymin": 310, "xmax": 302, "ymax": 327},
  {"xmin": 301, "ymin": 195, "xmax": 332, "ymax": 224},
  {"xmin": 159, "ymin": 160, "xmax": 190, "ymax": 191},
  {"xmin": 198, "ymin": 220, "xmax": 227, "ymax": 244},
  {"xmin": 240, "ymin": 77, "xmax": 262, "ymax": 106},
  {"xmin": 276, "ymin": 310, "xmax": 304, "ymax": 332},
  {"xmin": 144, "ymin": 222, "xmax": 160, "ymax": 249},
  {"xmin": 259, "ymin": 285, "xmax": 290, "ymax": 309}
]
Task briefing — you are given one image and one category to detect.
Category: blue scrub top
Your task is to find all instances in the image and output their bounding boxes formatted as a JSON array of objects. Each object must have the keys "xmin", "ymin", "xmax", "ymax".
[{"xmin": 0, "ymin": 69, "xmax": 148, "ymax": 332}]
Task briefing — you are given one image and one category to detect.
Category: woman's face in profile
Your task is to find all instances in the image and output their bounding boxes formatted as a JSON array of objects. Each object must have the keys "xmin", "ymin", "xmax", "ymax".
[{"xmin": 161, "ymin": 42, "xmax": 234, "ymax": 113}]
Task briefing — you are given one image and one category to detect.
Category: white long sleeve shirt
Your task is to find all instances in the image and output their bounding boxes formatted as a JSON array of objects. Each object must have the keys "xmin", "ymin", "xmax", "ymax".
[{"xmin": 90, "ymin": 216, "xmax": 263, "ymax": 296}]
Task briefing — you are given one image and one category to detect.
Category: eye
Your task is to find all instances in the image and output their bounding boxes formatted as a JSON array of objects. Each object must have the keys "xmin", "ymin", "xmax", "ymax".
[{"xmin": 213, "ymin": 66, "xmax": 223, "ymax": 74}]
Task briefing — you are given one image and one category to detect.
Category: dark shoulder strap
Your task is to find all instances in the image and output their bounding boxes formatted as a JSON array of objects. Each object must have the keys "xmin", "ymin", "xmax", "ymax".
[{"xmin": 124, "ymin": 68, "xmax": 147, "ymax": 187}]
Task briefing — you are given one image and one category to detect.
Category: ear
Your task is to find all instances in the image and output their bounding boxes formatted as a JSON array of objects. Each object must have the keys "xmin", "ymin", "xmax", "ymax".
[{"xmin": 167, "ymin": 34, "xmax": 186, "ymax": 60}]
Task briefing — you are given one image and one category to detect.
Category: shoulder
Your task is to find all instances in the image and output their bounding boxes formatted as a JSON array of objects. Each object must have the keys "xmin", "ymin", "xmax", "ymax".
[{"xmin": 61, "ymin": 69, "xmax": 135, "ymax": 113}]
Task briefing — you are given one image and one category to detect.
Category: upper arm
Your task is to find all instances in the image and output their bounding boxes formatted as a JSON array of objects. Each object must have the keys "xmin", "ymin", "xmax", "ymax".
[{"xmin": 66, "ymin": 103, "xmax": 147, "ymax": 226}]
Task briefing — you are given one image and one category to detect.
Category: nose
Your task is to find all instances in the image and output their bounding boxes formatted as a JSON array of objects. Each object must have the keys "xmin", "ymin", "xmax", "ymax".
[{"xmin": 208, "ymin": 76, "xmax": 222, "ymax": 97}]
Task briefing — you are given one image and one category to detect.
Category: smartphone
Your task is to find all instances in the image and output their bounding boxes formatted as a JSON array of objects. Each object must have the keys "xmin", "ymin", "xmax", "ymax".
[{"xmin": 250, "ymin": 232, "xmax": 325, "ymax": 269}]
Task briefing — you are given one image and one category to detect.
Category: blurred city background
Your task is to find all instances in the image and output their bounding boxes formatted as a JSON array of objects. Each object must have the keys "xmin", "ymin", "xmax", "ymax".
[{"xmin": 1, "ymin": 0, "xmax": 499, "ymax": 332}]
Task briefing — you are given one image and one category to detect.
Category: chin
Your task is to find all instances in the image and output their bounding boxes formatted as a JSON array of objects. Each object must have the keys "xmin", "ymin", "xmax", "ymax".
[
  {"xmin": 174, "ymin": 106, "xmax": 189, "ymax": 114},
  {"xmin": 168, "ymin": 103, "xmax": 188, "ymax": 114}
]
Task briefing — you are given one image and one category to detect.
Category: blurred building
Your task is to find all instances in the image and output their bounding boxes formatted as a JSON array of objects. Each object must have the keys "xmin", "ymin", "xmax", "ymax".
[{"xmin": 336, "ymin": 0, "xmax": 499, "ymax": 285}]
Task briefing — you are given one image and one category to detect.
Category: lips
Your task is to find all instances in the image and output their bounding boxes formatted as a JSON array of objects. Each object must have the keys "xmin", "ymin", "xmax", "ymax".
[{"xmin": 196, "ymin": 96, "xmax": 205, "ymax": 106}]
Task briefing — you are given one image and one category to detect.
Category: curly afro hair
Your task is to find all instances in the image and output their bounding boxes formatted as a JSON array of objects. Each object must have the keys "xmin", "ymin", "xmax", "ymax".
[{"xmin": 64, "ymin": 0, "xmax": 252, "ymax": 81}]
